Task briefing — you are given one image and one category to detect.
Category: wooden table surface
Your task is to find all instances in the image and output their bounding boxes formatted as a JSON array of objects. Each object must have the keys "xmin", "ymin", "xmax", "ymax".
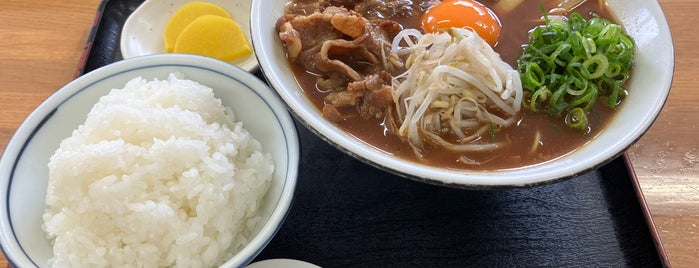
[{"xmin": 0, "ymin": 0, "xmax": 695, "ymax": 267}]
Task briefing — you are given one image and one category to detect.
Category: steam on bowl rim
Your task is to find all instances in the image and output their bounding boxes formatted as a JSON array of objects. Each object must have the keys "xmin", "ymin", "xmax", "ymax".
[{"xmin": 250, "ymin": 0, "xmax": 674, "ymax": 188}]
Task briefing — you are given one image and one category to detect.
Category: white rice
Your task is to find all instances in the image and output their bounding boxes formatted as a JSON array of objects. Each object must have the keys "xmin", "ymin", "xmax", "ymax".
[{"xmin": 42, "ymin": 73, "xmax": 274, "ymax": 267}]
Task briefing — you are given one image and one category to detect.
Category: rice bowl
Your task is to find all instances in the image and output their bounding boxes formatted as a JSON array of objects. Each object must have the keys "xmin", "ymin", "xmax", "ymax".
[
  {"xmin": 0, "ymin": 54, "xmax": 299, "ymax": 267},
  {"xmin": 43, "ymin": 73, "xmax": 274, "ymax": 267}
]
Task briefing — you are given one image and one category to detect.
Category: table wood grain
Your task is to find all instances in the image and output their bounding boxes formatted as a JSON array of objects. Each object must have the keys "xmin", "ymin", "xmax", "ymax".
[
  {"xmin": 626, "ymin": 0, "xmax": 699, "ymax": 265},
  {"xmin": 0, "ymin": 0, "xmax": 695, "ymax": 267}
]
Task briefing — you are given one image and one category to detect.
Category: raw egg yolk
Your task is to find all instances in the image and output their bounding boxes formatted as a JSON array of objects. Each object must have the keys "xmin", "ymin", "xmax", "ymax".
[{"xmin": 421, "ymin": 0, "xmax": 501, "ymax": 46}]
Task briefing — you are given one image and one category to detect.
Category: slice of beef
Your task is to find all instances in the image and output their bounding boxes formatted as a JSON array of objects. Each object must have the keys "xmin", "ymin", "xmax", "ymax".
[
  {"xmin": 279, "ymin": 1, "xmax": 406, "ymax": 122},
  {"xmin": 351, "ymin": 71, "xmax": 394, "ymax": 119},
  {"xmin": 317, "ymin": 74, "xmax": 349, "ymax": 91},
  {"xmin": 322, "ymin": 103, "xmax": 344, "ymax": 122},
  {"xmin": 358, "ymin": 85, "xmax": 392, "ymax": 119},
  {"xmin": 323, "ymin": 72, "xmax": 393, "ymax": 121},
  {"xmin": 324, "ymin": 6, "xmax": 370, "ymax": 38},
  {"xmin": 355, "ymin": 0, "xmax": 417, "ymax": 20},
  {"xmin": 352, "ymin": 20, "xmax": 403, "ymax": 73},
  {"xmin": 279, "ymin": 3, "xmax": 405, "ymax": 80},
  {"xmin": 284, "ymin": 0, "xmax": 330, "ymax": 15},
  {"xmin": 346, "ymin": 71, "xmax": 389, "ymax": 92},
  {"xmin": 276, "ymin": 12, "xmax": 344, "ymax": 60},
  {"xmin": 317, "ymin": 38, "xmax": 374, "ymax": 81}
]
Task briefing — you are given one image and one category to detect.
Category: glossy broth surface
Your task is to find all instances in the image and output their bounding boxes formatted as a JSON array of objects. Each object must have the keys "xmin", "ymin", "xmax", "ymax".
[{"xmin": 288, "ymin": 0, "xmax": 618, "ymax": 170}]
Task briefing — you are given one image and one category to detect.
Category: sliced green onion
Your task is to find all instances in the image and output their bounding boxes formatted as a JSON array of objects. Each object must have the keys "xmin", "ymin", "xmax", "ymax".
[
  {"xmin": 582, "ymin": 54, "xmax": 608, "ymax": 79},
  {"xmin": 565, "ymin": 107, "xmax": 589, "ymax": 131},
  {"xmin": 582, "ymin": 35, "xmax": 597, "ymax": 58},
  {"xmin": 523, "ymin": 62, "xmax": 545, "ymax": 88},
  {"xmin": 530, "ymin": 86, "xmax": 551, "ymax": 112},
  {"xmin": 568, "ymin": 83, "xmax": 598, "ymax": 109},
  {"xmin": 606, "ymin": 62, "xmax": 622, "ymax": 77},
  {"xmin": 607, "ymin": 80, "xmax": 624, "ymax": 108},
  {"xmin": 517, "ymin": 12, "xmax": 635, "ymax": 132}
]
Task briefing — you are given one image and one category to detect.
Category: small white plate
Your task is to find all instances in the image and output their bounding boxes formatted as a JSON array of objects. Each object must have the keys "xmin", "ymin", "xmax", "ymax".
[
  {"xmin": 247, "ymin": 259, "xmax": 321, "ymax": 268},
  {"xmin": 120, "ymin": 0, "xmax": 258, "ymax": 72}
]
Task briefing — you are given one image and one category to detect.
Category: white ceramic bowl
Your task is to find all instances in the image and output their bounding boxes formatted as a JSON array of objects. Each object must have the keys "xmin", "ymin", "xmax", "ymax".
[
  {"xmin": 251, "ymin": 0, "xmax": 673, "ymax": 187},
  {"xmin": 0, "ymin": 54, "xmax": 299, "ymax": 267},
  {"xmin": 120, "ymin": 0, "xmax": 259, "ymax": 72}
]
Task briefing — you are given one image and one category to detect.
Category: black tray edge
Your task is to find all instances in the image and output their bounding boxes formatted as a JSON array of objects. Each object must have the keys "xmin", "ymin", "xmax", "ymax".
[
  {"xmin": 72, "ymin": 1, "xmax": 671, "ymax": 266},
  {"xmin": 73, "ymin": 0, "xmax": 110, "ymax": 79},
  {"xmin": 624, "ymin": 153, "xmax": 671, "ymax": 267}
]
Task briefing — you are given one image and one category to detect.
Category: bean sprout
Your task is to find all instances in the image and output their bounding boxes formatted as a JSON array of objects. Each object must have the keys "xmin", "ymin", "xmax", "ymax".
[{"xmin": 391, "ymin": 28, "xmax": 523, "ymax": 156}]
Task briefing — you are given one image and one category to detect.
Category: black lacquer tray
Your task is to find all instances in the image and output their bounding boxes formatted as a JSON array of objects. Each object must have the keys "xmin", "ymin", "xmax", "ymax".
[{"xmin": 77, "ymin": 0, "xmax": 665, "ymax": 266}]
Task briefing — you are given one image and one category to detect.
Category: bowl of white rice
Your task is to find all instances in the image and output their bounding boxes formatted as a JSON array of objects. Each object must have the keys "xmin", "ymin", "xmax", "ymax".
[{"xmin": 0, "ymin": 54, "xmax": 299, "ymax": 267}]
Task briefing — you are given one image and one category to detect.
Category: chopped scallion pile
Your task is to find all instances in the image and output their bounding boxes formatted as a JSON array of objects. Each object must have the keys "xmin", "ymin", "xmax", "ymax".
[{"xmin": 517, "ymin": 12, "xmax": 634, "ymax": 132}]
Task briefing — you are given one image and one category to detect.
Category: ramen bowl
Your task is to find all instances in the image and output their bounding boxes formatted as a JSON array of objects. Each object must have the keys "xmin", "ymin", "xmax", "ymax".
[
  {"xmin": 251, "ymin": 0, "xmax": 673, "ymax": 187},
  {"xmin": 0, "ymin": 54, "xmax": 299, "ymax": 266}
]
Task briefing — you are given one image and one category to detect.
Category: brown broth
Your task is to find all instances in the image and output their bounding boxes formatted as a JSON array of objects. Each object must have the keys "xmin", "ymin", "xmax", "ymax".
[{"xmin": 288, "ymin": 0, "xmax": 620, "ymax": 170}]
